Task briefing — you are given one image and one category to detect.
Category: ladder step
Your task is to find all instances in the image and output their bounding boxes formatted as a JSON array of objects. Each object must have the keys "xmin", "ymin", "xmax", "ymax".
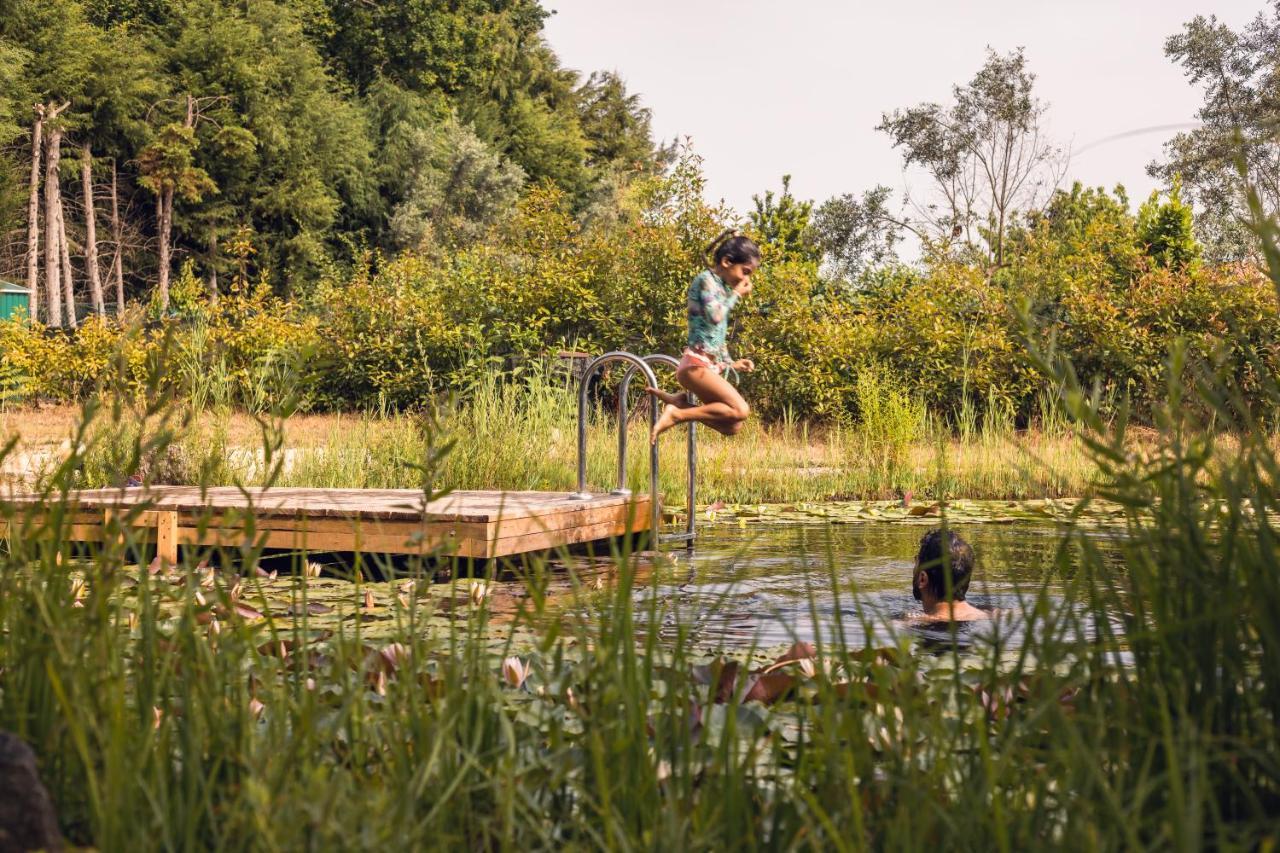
[{"xmin": 659, "ymin": 531, "xmax": 696, "ymax": 543}]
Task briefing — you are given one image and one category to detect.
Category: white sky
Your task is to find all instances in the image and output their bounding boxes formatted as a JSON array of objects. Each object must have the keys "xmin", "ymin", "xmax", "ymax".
[{"xmin": 544, "ymin": 0, "xmax": 1264, "ymax": 219}]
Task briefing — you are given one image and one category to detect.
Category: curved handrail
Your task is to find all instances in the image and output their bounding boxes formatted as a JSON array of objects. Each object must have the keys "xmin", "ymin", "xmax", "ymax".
[
  {"xmin": 618, "ymin": 354, "xmax": 696, "ymax": 546},
  {"xmin": 570, "ymin": 352, "xmax": 661, "ymax": 542}
]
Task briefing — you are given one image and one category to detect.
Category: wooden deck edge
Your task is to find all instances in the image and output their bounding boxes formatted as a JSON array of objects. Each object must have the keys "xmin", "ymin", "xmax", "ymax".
[{"xmin": 0, "ymin": 498, "xmax": 654, "ymax": 560}]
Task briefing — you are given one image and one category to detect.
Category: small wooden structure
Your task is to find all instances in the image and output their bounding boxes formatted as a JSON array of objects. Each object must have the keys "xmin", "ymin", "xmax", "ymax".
[
  {"xmin": 0, "ymin": 280, "xmax": 30, "ymax": 322},
  {"xmin": 1, "ymin": 487, "xmax": 653, "ymax": 561}
]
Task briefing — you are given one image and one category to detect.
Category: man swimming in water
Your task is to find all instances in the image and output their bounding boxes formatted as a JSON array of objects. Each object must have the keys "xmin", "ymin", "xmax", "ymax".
[{"xmin": 907, "ymin": 528, "xmax": 991, "ymax": 622}]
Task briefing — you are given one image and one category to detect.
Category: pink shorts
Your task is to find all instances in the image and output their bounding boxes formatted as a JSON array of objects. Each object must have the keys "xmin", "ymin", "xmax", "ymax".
[{"xmin": 678, "ymin": 348, "xmax": 722, "ymax": 374}]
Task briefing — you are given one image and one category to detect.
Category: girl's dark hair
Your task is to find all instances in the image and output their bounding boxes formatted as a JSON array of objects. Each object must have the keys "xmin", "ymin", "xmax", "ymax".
[{"xmin": 707, "ymin": 228, "xmax": 761, "ymax": 266}]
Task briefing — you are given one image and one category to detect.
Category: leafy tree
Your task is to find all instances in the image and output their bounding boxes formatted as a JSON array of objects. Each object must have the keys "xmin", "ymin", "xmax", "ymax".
[
  {"xmin": 0, "ymin": 40, "xmax": 29, "ymax": 145},
  {"xmin": 1004, "ymin": 183, "xmax": 1144, "ymax": 332},
  {"xmin": 1008, "ymin": 182, "xmax": 1141, "ymax": 277},
  {"xmin": 0, "ymin": 0, "xmax": 97, "ymax": 105},
  {"xmin": 0, "ymin": 40, "xmax": 31, "ymax": 246},
  {"xmin": 316, "ymin": 0, "xmax": 598, "ymax": 203},
  {"xmin": 1149, "ymin": 4, "xmax": 1280, "ymax": 261},
  {"xmin": 1137, "ymin": 177, "xmax": 1201, "ymax": 270},
  {"xmin": 463, "ymin": 41, "xmax": 592, "ymax": 202},
  {"xmin": 811, "ymin": 186, "xmax": 906, "ymax": 283},
  {"xmin": 80, "ymin": 0, "xmax": 174, "ymax": 27},
  {"xmin": 878, "ymin": 48, "xmax": 1062, "ymax": 268},
  {"xmin": 389, "ymin": 118, "xmax": 526, "ymax": 251},
  {"xmin": 136, "ymin": 118, "xmax": 216, "ymax": 309},
  {"xmin": 316, "ymin": 0, "xmax": 548, "ymax": 97},
  {"xmin": 749, "ymin": 175, "xmax": 817, "ymax": 262},
  {"xmin": 0, "ymin": 0, "xmax": 660, "ymax": 300},
  {"xmin": 159, "ymin": 0, "xmax": 373, "ymax": 288}
]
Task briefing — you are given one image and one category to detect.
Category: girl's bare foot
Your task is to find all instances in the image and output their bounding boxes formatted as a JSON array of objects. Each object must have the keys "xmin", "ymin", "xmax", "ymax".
[
  {"xmin": 644, "ymin": 386, "xmax": 685, "ymax": 407},
  {"xmin": 650, "ymin": 404, "xmax": 681, "ymax": 444}
]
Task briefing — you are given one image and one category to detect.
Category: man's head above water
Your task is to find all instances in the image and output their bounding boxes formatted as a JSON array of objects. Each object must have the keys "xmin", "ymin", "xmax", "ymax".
[
  {"xmin": 912, "ymin": 528, "xmax": 975, "ymax": 603},
  {"xmin": 909, "ymin": 528, "xmax": 991, "ymax": 622}
]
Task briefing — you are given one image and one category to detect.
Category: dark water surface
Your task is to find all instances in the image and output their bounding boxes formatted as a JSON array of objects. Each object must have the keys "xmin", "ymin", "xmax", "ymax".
[{"xmin": 641, "ymin": 521, "xmax": 1128, "ymax": 652}]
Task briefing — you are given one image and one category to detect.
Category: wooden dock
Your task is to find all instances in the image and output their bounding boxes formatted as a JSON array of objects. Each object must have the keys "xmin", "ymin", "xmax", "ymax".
[{"xmin": 1, "ymin": 487, "xmax": 654, "ymax": 560}]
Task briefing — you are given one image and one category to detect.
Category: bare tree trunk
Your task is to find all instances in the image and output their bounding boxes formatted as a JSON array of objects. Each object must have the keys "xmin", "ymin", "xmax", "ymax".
[
  {"xmin": 155, "ymin": 188, "xmax": 173, "ymax": 311},
  {"xmin": 207, "ymin": 232, "xmax": 218, "ymax": 304},
  {"xmin": 110, "ymin": 160, "xmax": 124, "ymax": 315},
  {"xmin": 81, "ymin": 142, "xmax": 105, "ymax": 315},
  {"xmin": 25, "ymin": 105, "xmax": 45, "ymax": 323},
  {"xmin": 43, "ymin": 124, "xmax": 63, "ymax": 327},
  {"xmin": 56, "ymin": 191, "xmax": 77, "ymax": 329},
  {"xmin": 154, "ymin": 95, "xmax": 196, "ymax": 312}
]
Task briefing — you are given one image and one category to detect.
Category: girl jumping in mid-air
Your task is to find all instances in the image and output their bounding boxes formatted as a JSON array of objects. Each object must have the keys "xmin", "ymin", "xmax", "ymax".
[{"xmin": 647, "ymin": 229, "xmax": 760, "ymax": 443}]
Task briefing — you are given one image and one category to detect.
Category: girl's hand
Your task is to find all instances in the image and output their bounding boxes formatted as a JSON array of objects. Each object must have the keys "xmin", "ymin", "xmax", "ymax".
[
  {"xmin": 734, "ymin": 278, "xmax": 752, "ymax": 298},
  {"xmin": 732, "ymin": 358, "xmax": 755, "ymax": 373}
]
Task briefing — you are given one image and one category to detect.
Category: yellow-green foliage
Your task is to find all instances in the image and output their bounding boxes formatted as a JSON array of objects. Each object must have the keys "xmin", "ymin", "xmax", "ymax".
[
  {"xmin": 0, "ymin": 283, "xmax": 315, "ymax": 409},
  {"xmin": 0, "ymin": 315, "xmax": 156, "ymax": 400},
  {"xmin": 312, "ymin": 255, "xmax": 469, "ymax": 408},
  {"xmin": 3, "ymin": 171, "xmax": 1278, "ymax": 427},
  {"xmin": 848, "ymin": 263, "xmax": 1038, "ymax": 414}
]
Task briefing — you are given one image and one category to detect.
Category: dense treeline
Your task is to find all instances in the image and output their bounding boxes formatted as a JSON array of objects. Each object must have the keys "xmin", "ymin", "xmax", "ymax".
[{"xmin": 0, "ymin": 0, "xmax": 661, "ymax": 315}]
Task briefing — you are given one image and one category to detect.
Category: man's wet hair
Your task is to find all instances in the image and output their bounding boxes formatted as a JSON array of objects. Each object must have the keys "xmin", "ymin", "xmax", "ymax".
[{"xmin": 913, "ymin": 528, "xmax": 975, "ymax": 602}]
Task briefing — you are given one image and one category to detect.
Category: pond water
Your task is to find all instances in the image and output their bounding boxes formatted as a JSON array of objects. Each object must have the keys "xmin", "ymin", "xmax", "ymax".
[
  {"xmin": 140, "ymin": 509, "xmax": 1130, "ymax": 659},
  {"xmin": 639, "ymin": 521, "xmax": 1129, "ymax": 653}
]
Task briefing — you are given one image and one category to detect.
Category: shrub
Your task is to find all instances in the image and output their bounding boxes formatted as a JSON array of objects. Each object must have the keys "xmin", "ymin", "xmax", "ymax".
[{"xmin": 311, "ymin": 254, "xmax": 474, "ymax": 408}]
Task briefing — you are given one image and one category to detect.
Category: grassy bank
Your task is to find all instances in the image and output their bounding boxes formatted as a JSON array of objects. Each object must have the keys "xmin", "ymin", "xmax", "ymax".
[{"xmin": 4, "ymin": 386, "xmax": 1100, "ymax": 503}]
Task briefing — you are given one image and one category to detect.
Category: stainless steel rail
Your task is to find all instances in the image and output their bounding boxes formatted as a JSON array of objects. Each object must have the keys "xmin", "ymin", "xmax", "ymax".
[
  {"xmin": 569, "ymin": 351, "xmax": 698, "ymax": 548},
  {"xmin": 569, "ymin": 352, "xmax": 661, "ymax": 542},
  {"xmin": 618, "ymin": 354, "xmax": 696, "ymax": 548}
]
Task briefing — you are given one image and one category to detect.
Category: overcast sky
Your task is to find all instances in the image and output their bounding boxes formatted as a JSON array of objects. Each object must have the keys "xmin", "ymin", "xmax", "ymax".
[{"xmin": 544, "ymin": 0, "xmax": 1264, "ymax": 220}]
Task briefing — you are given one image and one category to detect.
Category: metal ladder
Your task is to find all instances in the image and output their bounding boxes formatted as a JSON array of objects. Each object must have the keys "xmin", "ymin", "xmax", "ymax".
[{"xmin": 568, "ymin": 351, "xmax": 697, "ymax": 548}]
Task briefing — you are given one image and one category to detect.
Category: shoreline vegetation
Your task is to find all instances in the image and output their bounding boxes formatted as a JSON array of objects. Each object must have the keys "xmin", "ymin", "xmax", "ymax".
[{"xmin": 3, "ymin": 397, "xmax": 1105, "ymax": 503}]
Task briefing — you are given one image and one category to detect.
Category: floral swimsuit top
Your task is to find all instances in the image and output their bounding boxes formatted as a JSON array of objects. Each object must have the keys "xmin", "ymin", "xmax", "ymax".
[{"xmin": 686, "ymin": 269, "xmax": 739, "ymax": 368}]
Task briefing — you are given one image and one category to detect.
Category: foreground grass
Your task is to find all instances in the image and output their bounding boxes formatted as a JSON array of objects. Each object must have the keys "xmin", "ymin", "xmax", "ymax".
[{"xmin": 3, "ymin": 341, "xmax": 1280, "ymax": 849}]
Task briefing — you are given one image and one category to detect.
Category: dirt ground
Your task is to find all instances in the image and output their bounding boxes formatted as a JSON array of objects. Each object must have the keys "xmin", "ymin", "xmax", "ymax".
[{"xmin": 1, "ymin": 404, "xmax": 366, "ymax": 451}]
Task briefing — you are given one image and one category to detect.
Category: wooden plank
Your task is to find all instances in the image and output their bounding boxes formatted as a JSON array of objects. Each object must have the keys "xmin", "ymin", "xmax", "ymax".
[
  {"xmin": 489, "ymin": 500, "xmax": 652, "ymax": 540},
  {"xmin": 175, "ymin": 526, "xmax": 472, "ymax": 556},
  {"xmin": 489, "ymin": 517, "xmax": 648, "ymax": 558},
  {"xmin": 180, "ymin": 512, "xmax": 491, "ymax": 541},
  {"xmin": 155, "ymin": 511, "xmax": 178, "ymax": 565},
  {"xmin": 20, "ymin": 499, "xmax": 650, "ymax": 540},
  {"xmin": 4, "ymin": 486, "xmax": 644, "ymax": 523}
]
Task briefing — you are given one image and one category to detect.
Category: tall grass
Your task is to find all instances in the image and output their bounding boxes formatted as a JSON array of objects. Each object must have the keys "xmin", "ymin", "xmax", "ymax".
[
  {"xmin": 3, "ymin": 306, "xmax": 1280, "ymax": 847},
  {"xmin": 208, "ymin": 367, "xmax": 1097, "ymax": 503}
]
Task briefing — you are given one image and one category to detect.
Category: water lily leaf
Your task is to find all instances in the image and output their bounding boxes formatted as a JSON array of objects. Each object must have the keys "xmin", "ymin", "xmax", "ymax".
[
  {"xmin": 288, "ymin": 602, "xmax": 334, "ymax": 616},
  {"xmin": 232, "ymin": 602, "xmax": 265, "ymax": 621}
]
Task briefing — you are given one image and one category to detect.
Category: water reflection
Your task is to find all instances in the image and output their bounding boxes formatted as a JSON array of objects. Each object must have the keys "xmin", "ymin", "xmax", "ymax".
[{"xmin": 646, "ymin": 522, "xmax": 1127, "ymax": 652}]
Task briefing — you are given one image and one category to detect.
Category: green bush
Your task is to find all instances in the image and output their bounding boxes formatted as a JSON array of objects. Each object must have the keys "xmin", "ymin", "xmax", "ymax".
[{"xmin": 3, "ymin": 165, "xmax": 1277, "ymax": 429}]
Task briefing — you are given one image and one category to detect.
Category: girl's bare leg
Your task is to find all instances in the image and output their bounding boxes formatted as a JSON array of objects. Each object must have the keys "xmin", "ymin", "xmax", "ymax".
[
  {"xmin": 701, "ymin": 416, "xmax": 744, "ymax": 436},
  {"xmin": 643, "ymin": 387, "xmax": 691, "ymax": 408},
  {"xmin": 651, "ymin": 366, "xmax": 749, "ymax": 443}
]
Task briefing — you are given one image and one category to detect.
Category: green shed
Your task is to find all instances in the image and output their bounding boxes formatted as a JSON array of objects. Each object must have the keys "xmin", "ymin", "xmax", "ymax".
[{"xmin": 0, "ymin": 280, "xmax": 30, "ymax": 322}]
